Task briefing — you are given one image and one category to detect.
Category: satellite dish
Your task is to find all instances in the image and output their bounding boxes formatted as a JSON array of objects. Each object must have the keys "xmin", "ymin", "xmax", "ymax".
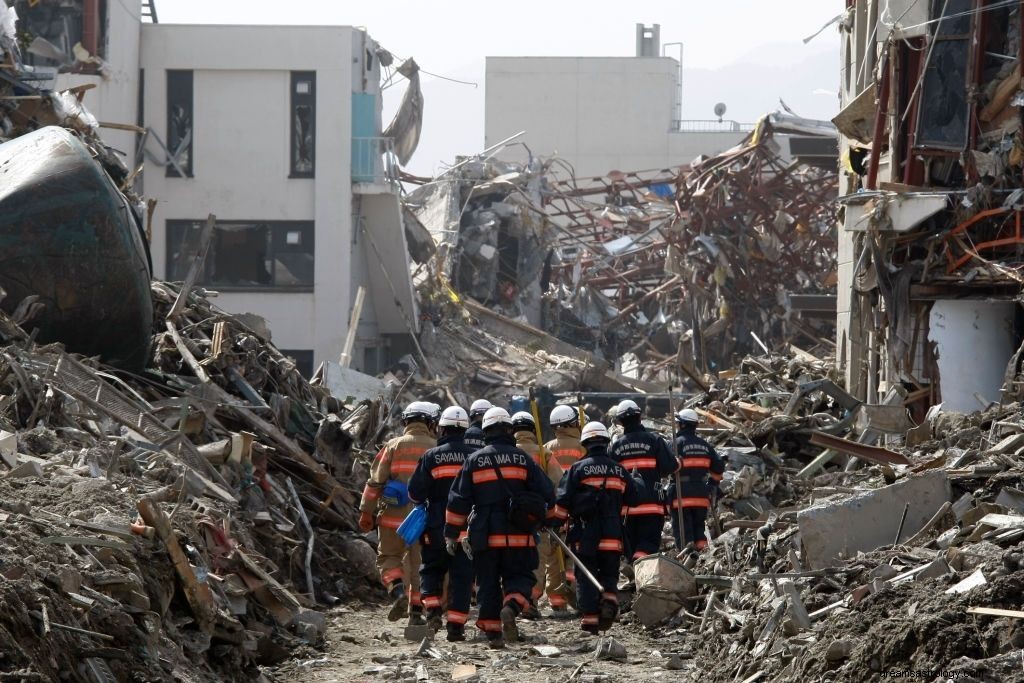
[{"xmin": 713, "ymin": 102, "xmax": 727, "ymax": 122}]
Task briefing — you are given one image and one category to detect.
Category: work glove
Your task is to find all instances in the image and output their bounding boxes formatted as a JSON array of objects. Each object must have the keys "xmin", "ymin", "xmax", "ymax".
[
  {"xmin": 460, "ymin": 536, "xmax": 474, "ymax": 561},
  {"xmin": 445, "ymin": 538, "xmax": 458, "ymax": 556},
  {"xmin": 358, "ymin": 511, "xmax": 375, "ymax": 532}
]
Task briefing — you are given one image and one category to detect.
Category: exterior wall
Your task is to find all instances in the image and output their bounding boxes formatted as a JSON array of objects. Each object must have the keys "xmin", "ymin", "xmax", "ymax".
[
  {"xmin": 140, "ymin": 24, "xmax": 357, "ymax": 366},
  {"xmin": 485, "ymin": 56, "xmax": 744, "ymax": 177},
  {"xmin": 836, "ymin": 1, "xmax": 882, "ymax": 399},
  {"xmin": 54, "ymin": 0, "xmax": 141, "ymax": 157}
]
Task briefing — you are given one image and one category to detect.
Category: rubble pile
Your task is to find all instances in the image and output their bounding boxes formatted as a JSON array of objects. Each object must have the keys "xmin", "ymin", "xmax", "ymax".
[
  {"xmin": 407, "ymin": 113, "xmax": 838, "ymax": 383},
  {"xmin": 622, "ymin": 351, "xmax": 1024, "ymax": 681},
  {"xmin": 0, "ymin": 282, "xmax": 385, "ymax": 682}
]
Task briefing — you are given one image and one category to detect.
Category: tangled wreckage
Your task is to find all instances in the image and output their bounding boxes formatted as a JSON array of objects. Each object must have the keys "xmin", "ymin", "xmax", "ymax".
[
  {"xmin": 406, "ymin": 112, "xmax": 840, "ymax": 383},
  {"xmin": 4, "ymin": 0, "xmax": 1024, "ymax": 681}
]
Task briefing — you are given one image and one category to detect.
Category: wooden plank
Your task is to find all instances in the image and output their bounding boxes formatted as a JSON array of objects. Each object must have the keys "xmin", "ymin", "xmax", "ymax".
[
  {"xmin": 967, "ymin": 607, "xmax": 1024, "ymax": 619},
  {"xmin": 137, "ymin": 497, "xmax": 216, "ymax": 632},
  {"xmin": 808, "ymin": 431, "xmax": 912, "ymax": 466},
  {"xmin": 980, "ymin": 66, "xmax": 1022, "ymax": 122},
  {"xmin": 40, "ymin": 536, "xmax": 131, "ymax": 551},
  {"xmin": 167, "ymin": 214, "xmax": 216, "ymax": 321}
]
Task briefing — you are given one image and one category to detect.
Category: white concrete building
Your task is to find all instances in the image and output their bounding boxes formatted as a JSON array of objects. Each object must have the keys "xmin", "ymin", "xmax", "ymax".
[
  {"xmin": 21, "ymin": 2, "xmax": 418, "ymax": 376},
  {"xmin": 485, "ymin": 27, "xmax": 750, "ymax": 179}
]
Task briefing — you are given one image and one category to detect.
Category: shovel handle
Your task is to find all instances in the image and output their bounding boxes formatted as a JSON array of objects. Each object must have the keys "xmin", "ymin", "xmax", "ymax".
[{"xmin": 546, "ymin": 528, "xmax": 604, "ymax": 592}]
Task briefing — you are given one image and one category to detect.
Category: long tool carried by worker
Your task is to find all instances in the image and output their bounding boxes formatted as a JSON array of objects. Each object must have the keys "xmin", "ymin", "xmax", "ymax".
[
  {"xmin": 668, "ymin": 385, "xmax": 687, "ymax": 551},
  {"xmin": 546, "ymin": 528, "xmax": 603, "ymax": 592}
]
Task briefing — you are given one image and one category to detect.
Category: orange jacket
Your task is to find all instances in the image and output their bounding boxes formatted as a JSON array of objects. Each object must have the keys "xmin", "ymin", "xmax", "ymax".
[
  {"xmin": 515, "ymin": 429, "xmax": 563, "ymax": 485},
  {"xmin": 359, "ymin": 422, "xmax": 436, "ymax": 528},
  {"xmin": 543, "ymin": 426, "xmax": 586, "ymax": 472}
]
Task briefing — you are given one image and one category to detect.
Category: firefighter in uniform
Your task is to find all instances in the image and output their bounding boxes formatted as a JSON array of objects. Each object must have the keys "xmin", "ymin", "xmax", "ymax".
[
  {"xmin": 552, "ymin": 422, "xmax": 638, "ymax": 634},
  {"xmin": 512, "ymin": 411, "xmax": 567, "ymax": 614},
  {"xmin": 543, "ymin": 405, "xmax": 586, "ymax": 590},
  {"xmin": 445, "ymin": 407, "xmax": 554, "ymax": 648},
  {"xmin": 359, "ymin": 401, "xmax": 439, "ymax": 623},
  {"xmin": 609, "ymin": 399, "xmax": 679, "ymax": 561},
  {"xmin": 664, "ymin": 409, "xmax": 725, "ymax": 551},
  {"xmin": 408, "ymin": 406, "xmax": 475, "ymax": 641},
  {"xmin": 463, "ymin": 399, "xmax": 492, "ymax": 451}
]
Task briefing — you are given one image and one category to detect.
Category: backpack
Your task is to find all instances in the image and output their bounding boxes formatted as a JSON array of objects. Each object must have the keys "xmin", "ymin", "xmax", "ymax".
[{"xmin": 493, "ymin": 463, "xmax": 547, "ymax": 533}]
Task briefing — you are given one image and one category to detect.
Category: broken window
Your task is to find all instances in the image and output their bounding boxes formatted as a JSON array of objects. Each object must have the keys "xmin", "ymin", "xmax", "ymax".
[
  {"xmin": 290, "ymin": 71, "xmax": 316, "ymax": 177},
  {"xmin": 914, "ymin": 0, "xmax": 972, "ymax": 150},
  {"xmin": 279, "ymin": 349, "xmax": 314, "ymax": 377},
  {"xmin": 166, "ymin": 220, "xmax": 315, "ymax": 289},
  {"xmin": 16, "ymin": 0, "xmax": 106, "ymax": 74},
  {"xmin": 166, "ymin": 70, "xmax": 194, "ymax": 178}
]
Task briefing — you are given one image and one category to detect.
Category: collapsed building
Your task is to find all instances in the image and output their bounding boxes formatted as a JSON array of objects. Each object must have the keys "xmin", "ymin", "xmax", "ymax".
[
  {"xmin": 836, "ymin": 0, "xmax": 1024, "ymax": 415},
  {"xmin": 406, "ymin": 114, "xmax": 840, "ymax": 385}
]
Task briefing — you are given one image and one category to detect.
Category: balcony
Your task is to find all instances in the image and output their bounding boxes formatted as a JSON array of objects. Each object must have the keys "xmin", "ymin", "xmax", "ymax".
[
  {"xmin": 673, "ymin": 119, "xmax": 754, "ymax": 133},
  {"xmin": 352, "ymin": 136, "xmax": 400, "ymax": 194}
]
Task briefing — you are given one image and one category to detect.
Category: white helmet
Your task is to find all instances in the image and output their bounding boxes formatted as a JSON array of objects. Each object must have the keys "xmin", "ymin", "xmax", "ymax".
[
  {"xmin": 549, "ymin": 404, "xmax": 579, "ymax": 427},
  {"xmin": 481, "ymin": 406, "xmax": 512, "ymax": 429},
  {"xmin": 439, "ymin": 406, "xmax": 470, "ymax": 429},
  {"xmin": 470, "ymin": 399, "xmax": 493, "ymax": 418},
  {"xmin": 580, "ymin": 421, "xmax": 611, "ymax": 445},
  {"xmin": 615, "ymin": 399, "xmax": 642, "ymax": 421},
  {"xmin": 675, "ymin": 408, "xmax": 700, "ymax": 425},
  {"xmin": 403, "ymin": 401, "xmax": 438, "ymax": 423},
  {"xmin": 510, "ymin": 411, "xmax": 535, "ymax": 430}
]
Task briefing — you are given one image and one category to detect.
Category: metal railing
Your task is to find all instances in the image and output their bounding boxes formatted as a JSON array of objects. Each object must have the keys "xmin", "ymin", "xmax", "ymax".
[
  {"xmin": 352, "ymin": 136, "xmax": 400, "ymax": 189},
  {"xmin": 673, "ymin": 119, "xmax": 754, "ymax": 133}
]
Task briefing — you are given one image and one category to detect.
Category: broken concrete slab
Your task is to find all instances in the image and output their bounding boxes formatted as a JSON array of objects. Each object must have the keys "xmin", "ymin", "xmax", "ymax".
[
  {"xmin": 5, "ymin": 460, "xmax": 42, "ymax": 479},
  {"xmin": 0, "ymin": 430, "xmax": 15, "ymax": 468},
  {"xmin": 797, "ymin": 470, "xmax": 951, "ymax": 569},
  {"xmin": 995, "ymin": 487, "xmax": 1024, "ymax": 514}
]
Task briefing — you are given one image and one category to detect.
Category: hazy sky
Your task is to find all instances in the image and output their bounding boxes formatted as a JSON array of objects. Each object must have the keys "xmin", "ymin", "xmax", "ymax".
[{"xmin": 159, "ymin": 0, "xmax": 843, "ymax": 176}]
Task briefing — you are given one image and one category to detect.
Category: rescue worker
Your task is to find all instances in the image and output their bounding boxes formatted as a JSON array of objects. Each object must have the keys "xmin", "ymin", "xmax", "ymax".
[
  {"xmin": 609, "ymin": 399, "xmax": 678, "ymax": 561},
  {"xmin": 664, "ymin": 409, "xmax": 725, "ymax": 551},
  {"xmin": 544, "ymin": 405, "xmax": 586, "ymax": 472},
  {"xmin": 408, "ymin": 406, "xmax": 475, "ymax": 641},
  {"xmin": 464, "ymin": 399, "xmax": 492, "ymax": 451},
  {"xmin": 512, "ymin": 411, "xmax": 567, "ymax": 614},
  {"xmin": 551, "ymin": 422, "xmax": 638, "ymax": 634},
  {"xmin": 445, "ymin": 407, "xmax": 555, "ymax": 648},
  {"xmin": 359, "ymin": 401, "xmax": 439, "ymax": 624}
]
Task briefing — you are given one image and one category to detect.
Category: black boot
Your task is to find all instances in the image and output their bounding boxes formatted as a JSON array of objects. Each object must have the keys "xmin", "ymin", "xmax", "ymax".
[
  {"xmin": 500, "ymin": 604, "xmax": 520, "ymax": 643},
  {"xmin": 426, "ymin": 608, "xmax": 443, "ymax": 634},
  {"xmin": 408, "ymin": 604, "xmax": 425, "ymax": 626},
  {"xmin": 446, "ymin": 623, "xmax": 466, "ymax": 642},
  {"xmin": 387, "ymin": 583, "xmax": 408, "ymax": 622},
  {"xmin": 598, "ymin": 599, "xmax": 618, "ymax": 632}
]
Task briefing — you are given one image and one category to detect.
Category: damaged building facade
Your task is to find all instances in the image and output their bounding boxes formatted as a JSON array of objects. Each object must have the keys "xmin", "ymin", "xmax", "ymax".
[
  {"xmin": 836, "ymin": 0, "xmax": 1024, "ymax": 414},
  {"xmin": 18, "ymin": 1, "xmax": 421, "ymax": 376}
]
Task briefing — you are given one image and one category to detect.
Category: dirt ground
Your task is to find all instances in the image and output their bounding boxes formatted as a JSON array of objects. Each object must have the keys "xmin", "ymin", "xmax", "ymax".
[{"xmin": 266, "ymin": 597, "xmax": 695, "ymax": 683}]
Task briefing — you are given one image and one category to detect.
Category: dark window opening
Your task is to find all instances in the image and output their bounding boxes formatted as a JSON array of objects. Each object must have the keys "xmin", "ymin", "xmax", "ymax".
[
  {"xmin": 166, "ymin": 70, "xmax": 194, "ymax": 178},
  {"xmin": 915, "ymin": 0, "xmax": 972, "ymax": 150},
  {"xmin": 166, "ymin": 220, "xmax": 314, "ymax": 289},
  {"xmin": 495, "ymin": 227, "xmax": 521, "ymax": 306},
  {"xmin": 16, "ymin": 0, "xmax": 106, "ymax": 74},
  {"xmin": 280, "ymin": 349, "xmax": 314, "ymax": 377},
  {"xmin": 290, "ymin": 71, "xmax": 316, "ymax": 178}
]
